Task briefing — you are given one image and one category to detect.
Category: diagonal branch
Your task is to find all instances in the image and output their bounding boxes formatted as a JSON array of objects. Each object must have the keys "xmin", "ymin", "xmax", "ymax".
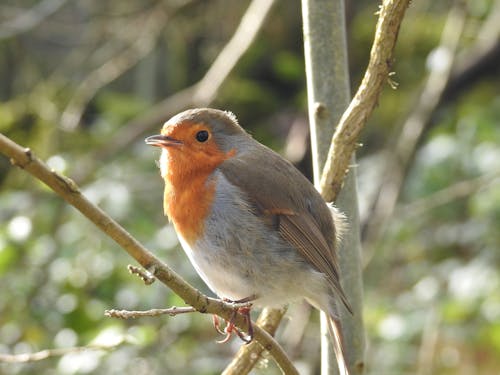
[
  {"xmin": 0, "ymin": 133, "xmax": 298, "ymax": 375},
  {"xmin": 222, "ymin": 307, "xmax": 287, "ymax": 375},
  {"xmin": 319, "ymin": 0, "xmax": 411, "ymax": 202}
]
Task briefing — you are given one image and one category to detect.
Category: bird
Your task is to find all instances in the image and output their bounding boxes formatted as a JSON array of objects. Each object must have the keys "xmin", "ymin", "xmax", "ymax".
[{"xmin": 145, "ymin": 108, "xmax": 352, "ymax": 375}]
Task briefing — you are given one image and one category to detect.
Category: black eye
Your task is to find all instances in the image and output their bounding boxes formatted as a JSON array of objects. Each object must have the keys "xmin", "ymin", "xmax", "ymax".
[{"xmin": 195, "ymin": 130, "xmax": 209, "ymax": 142}]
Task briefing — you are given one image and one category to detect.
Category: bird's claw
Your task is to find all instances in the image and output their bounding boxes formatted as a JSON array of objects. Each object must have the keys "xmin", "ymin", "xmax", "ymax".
[{"xmin": 212, "ymin": 304, "xmax": 254, "ymax": 344}]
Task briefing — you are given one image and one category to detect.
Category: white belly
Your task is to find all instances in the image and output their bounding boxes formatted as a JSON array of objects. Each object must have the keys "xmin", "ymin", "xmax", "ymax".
[{"xmin": 177, "ymin": 234, "xmax": 252, "ymax": 301}]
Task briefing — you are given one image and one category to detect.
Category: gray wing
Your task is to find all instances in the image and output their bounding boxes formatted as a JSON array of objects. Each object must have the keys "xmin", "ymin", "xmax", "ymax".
[{"xmin": 220, "ymin": 146, "xmax": 352, "ymax": 312}]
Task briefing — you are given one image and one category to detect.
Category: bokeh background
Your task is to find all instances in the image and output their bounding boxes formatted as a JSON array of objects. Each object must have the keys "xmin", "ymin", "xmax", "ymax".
[{"xmin": 1, "ymin": 0, "xmax": 499, "ymax": 374}]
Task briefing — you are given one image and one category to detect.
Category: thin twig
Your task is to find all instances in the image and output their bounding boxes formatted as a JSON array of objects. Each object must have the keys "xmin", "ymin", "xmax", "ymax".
[
  {"xmin": 105, "ymin": 306, "xmax": 197, "ymax": 319},
  {"xmin": 128, "ymin": 264, "xmax": 156, "ymax": 285},
  {"xmin": 0, "ymin": 134, "xmax": 298, "ymax": 375}
]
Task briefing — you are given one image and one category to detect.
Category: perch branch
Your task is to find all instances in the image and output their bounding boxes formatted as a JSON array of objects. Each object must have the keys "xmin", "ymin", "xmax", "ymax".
[
  {"xmin": 222, "ymin": 307, "xmax": 287, "ymax": 375},
  {"xmin": 0, "ymin": 133, "xmax": 298, "ymax": 375}
]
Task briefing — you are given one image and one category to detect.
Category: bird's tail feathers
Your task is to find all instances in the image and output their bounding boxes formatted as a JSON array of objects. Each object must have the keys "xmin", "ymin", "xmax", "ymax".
[{"xmin": 327, "ymin": 315, "xmax": 350, "ymax": 375}]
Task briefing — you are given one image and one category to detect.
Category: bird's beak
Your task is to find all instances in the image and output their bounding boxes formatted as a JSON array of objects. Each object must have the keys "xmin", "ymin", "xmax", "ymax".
[{"xmin": 145, "ymin": 134, "xmax": 182, "ymax": 148}]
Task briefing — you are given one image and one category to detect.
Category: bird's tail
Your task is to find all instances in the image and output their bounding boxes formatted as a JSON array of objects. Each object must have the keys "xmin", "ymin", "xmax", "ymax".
[{"xmin": 326, "ymin": 315, "xmax": 350, "ymax": 375}]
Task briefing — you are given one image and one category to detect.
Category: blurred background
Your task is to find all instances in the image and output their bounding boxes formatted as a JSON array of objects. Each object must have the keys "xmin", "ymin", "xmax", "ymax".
[{"xmin": 1, "ymin": 0, "xmax": 499, "ymax": 374}]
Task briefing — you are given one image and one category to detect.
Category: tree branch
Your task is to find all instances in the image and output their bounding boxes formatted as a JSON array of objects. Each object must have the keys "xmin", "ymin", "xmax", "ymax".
[
  {"xmin": 225, "ymin": 1, "xmax": 411, "ymax": 373},
  {"xmin": 0, "ymin": 133, "xmax": 298, "ymax": 375},
  {"xmin": 222, "ymin": 307, "xmax": 287, "ymax": 375},
  {"xmin": 105, "ymin": 306, "xmax": 197, "ymax": 319},
  {"xmin": 319, "ymin": 0, "xmax": 411, "ymax": 202}
]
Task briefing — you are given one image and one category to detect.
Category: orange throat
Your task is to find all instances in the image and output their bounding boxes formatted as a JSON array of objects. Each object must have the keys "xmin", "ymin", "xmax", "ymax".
[
  {"xmin": 163, "ymin": 169, "xmax": 216, "ymax": 244},
  {"xmin": 162, "ymin": 148, "xmax": 234, "ymax": 244}
]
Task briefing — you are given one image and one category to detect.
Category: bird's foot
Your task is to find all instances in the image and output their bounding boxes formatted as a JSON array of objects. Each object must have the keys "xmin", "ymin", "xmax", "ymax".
[{"xmin": 212, "ymin": 296, "xmax": 255, "ymax": 344}]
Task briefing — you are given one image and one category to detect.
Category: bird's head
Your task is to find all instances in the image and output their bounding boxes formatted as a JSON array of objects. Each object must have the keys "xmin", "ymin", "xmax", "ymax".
[{"xmin": 145, "ymin": 108, "xmax": 251, "ymax": 180}]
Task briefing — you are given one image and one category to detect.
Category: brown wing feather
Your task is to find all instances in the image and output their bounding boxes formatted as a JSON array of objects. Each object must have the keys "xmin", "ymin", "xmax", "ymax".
[
  {"xmin": 220, "ymin": 146, "xmax": 352, "ymax": 313},
  {"xmin": 279, "ymin": 214, "xmax": 352, "ymax": 313}
]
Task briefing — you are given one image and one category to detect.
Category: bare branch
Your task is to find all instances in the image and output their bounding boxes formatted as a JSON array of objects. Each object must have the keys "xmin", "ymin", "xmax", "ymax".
[
  {"xmin": 105, "ymin": 306, "xmax": 197, "ymax": 319},
  {"xmin": 222, "ymin": 307, "xmax": 287, "ymax": 375},
  {"xmin": 0, "ymin": 133, "xmax": 298, "ymax": 375},
  {"xmin": 226, "ymin": 1, "xmax": 411, "ymax": 373},
  {"xmin": 128, "ymin": 264, "xmax": 156, "ymax": 285},
  {"xmin": 319, "ymin": 0, "xmax": 411, "ymax": 202}
]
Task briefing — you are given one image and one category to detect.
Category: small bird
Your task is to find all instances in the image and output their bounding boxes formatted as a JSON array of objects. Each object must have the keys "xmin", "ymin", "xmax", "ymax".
[{"xmin": 146, "ymin": 108, "xmax": 352, "ymax": 374}]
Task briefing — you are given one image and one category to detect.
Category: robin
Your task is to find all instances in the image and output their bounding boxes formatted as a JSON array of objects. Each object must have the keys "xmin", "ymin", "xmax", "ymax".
[{"xmin": 145, "ymin": 108, "xmax": 352, "ymax": 375}]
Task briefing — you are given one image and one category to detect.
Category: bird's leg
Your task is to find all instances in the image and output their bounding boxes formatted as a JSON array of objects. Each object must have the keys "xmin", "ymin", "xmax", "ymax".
[{"xmin": 214, "ymin": 295, "xmax": 255, "ymax": 344}]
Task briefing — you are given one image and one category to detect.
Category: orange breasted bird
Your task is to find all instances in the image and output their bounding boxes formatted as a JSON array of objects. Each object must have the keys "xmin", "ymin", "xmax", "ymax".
[{"xmin": 145, "ymin": 108, "xmax": 352, "ymax": 375}]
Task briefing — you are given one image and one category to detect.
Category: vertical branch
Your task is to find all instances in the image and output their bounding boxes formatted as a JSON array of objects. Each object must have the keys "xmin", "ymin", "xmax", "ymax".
[{"xmin": 302, "ymin": 0, "xmax": 365, "ymax": 374}]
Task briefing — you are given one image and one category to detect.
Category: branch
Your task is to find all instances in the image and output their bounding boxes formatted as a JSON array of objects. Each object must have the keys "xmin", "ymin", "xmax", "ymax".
[
  {"xmin": 226, "ymin": 1, "xmax": 411, "ymax": 373},
  {"xmin": 105, "ymin": 306, "xmax": 197, "ymax": 319},
  {"xmin": 302, "ymin": 0, "xmax": 366, "ymax": 373},
  {"xmin": 319, "ymin": 0, "xmax": 411, "ymax": 202},
  {"xmin": 222, "ymin": 307, "xmax": 287, "ymax": 375},
  {"xmin": 0, "ymin": 134, "xmax": 298, "ymax": 375}
]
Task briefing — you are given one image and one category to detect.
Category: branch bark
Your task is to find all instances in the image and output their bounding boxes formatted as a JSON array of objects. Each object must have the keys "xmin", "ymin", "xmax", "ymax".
[
  {"xmin": 302, "ymin": 0, "xmax": 363, "ymax": 373},
  {"xmin": 222, "ymin": 307, "xmax": 287, "ymax": 375},
  {"xmin": 303, "ymin": 0, "xmax": 410, "ymax": 373},
  {"xmin": 319, "ymin": 0, "xmax": 411, "ymax": 202},
  {"xmin": 225, "ymin": 1, "xmax": 411, "ymax": 373},
  {"xmin": 0, "ymin": 133, "xmax": 298, "ymax": 375}
]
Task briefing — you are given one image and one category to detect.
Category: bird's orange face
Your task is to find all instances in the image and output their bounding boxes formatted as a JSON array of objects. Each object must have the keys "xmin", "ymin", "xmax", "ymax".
[
  {"xmin": 146, "ymin": 120, "xmax": 236, "ymax": 179},
  {"xmin": 146, "ymin": 120, "xmax": 236, "ymax": 242}
]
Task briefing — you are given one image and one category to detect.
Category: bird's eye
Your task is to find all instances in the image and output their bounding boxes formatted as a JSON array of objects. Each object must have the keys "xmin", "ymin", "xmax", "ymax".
[{"xmin": 195, "ymin": 130, "xmax": 209, "ymax": 142}]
